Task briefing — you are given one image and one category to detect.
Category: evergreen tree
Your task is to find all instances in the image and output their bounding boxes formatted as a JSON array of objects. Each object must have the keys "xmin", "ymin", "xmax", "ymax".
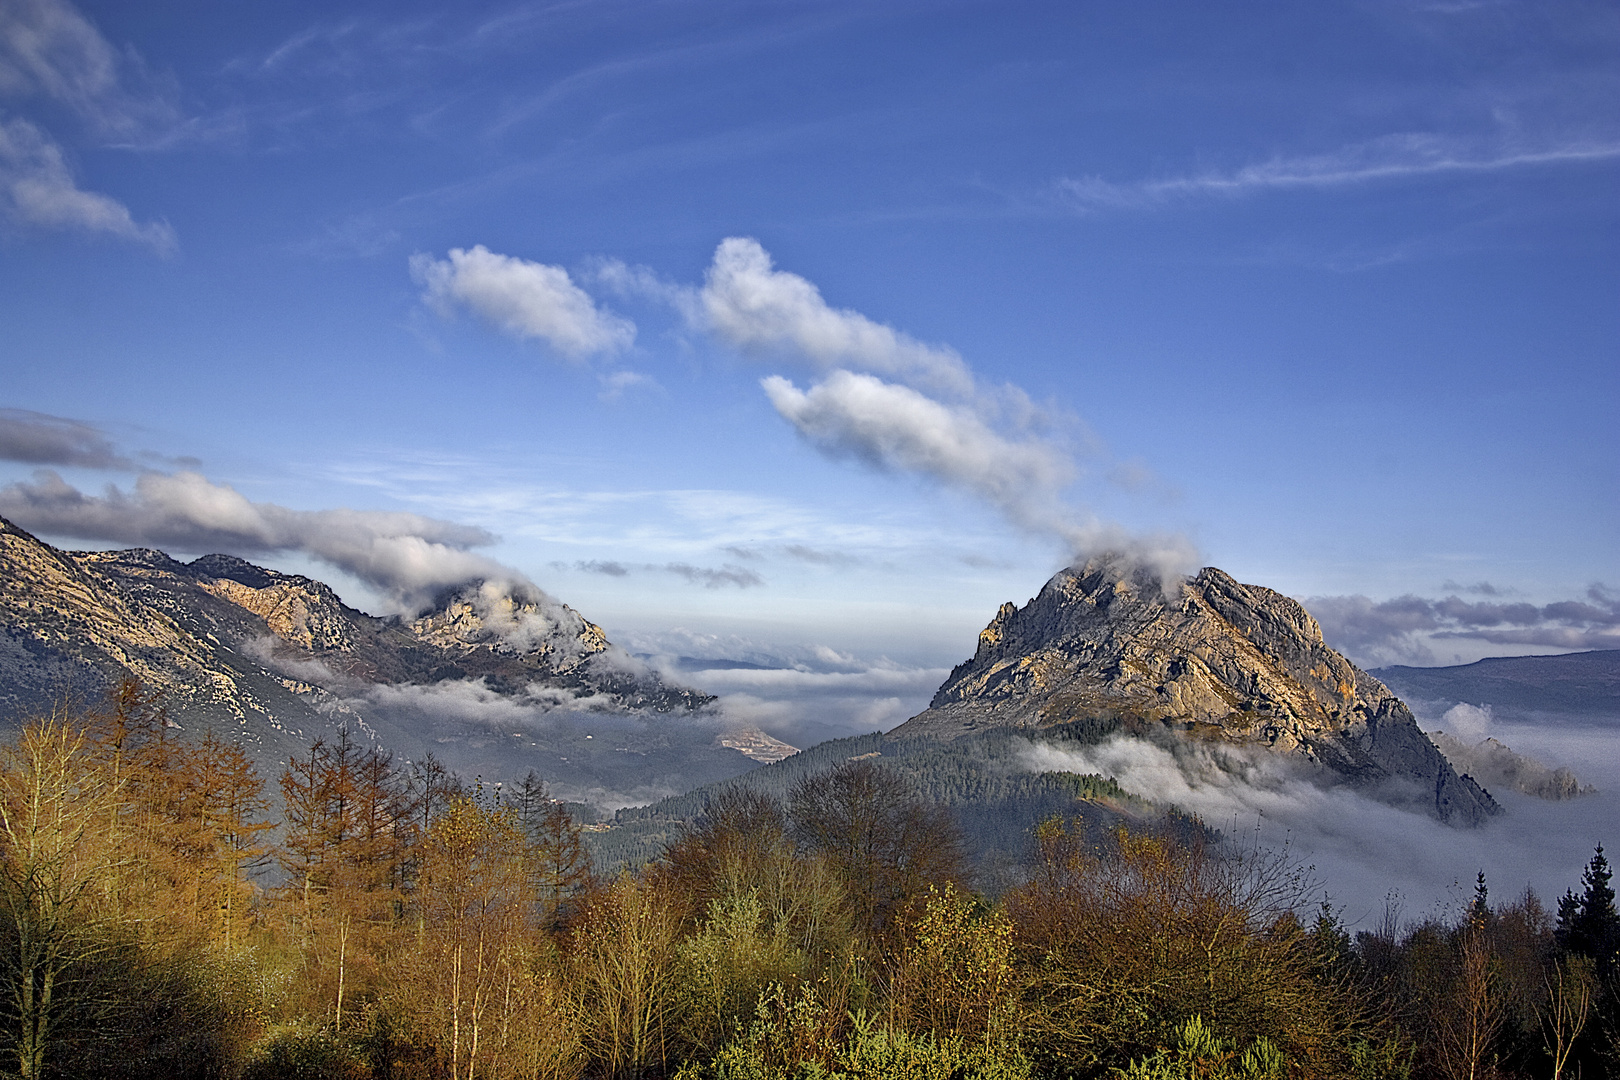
[
  {"xmin": 1469, "ymin": 870, "xmax": 1490, "ymax": 929},
  {"xmin": 1557, "ymin": 845, "xmax": 1618, "ymax": 977}
]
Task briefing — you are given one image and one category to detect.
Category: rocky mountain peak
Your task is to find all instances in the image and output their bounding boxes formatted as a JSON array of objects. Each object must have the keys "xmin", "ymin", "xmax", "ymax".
[
  {"xmin": 187, "ymin": 553, "xmax": 289, "ymax": 590},
  {"xmin": 895, "ymin": 557, "xmax": 1498, "ymax": 824},
  {"xmin": 408, "ymin": 581, "xmax": 610, "ymax": 672}
]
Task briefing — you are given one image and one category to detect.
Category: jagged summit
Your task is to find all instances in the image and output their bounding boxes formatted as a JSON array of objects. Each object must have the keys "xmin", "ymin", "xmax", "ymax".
[{"xmin": 893, "ymin": 558, "xmax": 1498, "ymax": 824}]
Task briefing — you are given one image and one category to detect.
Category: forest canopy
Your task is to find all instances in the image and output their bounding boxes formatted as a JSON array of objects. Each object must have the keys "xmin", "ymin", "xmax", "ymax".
[{"xmin": 0, "ymin": 681, "xmax": 1614, "ymax": 1080}]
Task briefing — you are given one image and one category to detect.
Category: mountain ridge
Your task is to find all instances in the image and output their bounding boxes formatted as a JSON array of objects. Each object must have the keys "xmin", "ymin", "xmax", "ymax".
[
  {"xmin": 0, "ymin": 515, "xmax": 723, "ymax": 784},
  {"xmin": 1373, "ymin": 650, "xmax": 1620, "ymax": 718}
]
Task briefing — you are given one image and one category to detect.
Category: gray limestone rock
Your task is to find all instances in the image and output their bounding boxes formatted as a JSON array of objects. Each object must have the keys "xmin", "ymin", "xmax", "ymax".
[{"xmin": 892, "ymin": 558, "xmax": 1499, "ymax": 825}]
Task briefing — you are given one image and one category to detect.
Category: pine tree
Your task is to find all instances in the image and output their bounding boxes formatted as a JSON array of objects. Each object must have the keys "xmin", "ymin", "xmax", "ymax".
[
  {"xmin": 1468, "ymin": 870, "xmax": 1490, "ymax": 929},
  {"xmin": 1557, "ymin": 845, "xmax": 1619, "ymax": 977}
]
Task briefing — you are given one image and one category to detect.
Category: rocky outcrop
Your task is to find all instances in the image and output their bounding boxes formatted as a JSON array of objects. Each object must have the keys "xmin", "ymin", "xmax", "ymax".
[
  {"xmin": 1428, "ymin": 732, "xmax": 1595, "ymax": 801},
  {"xmin": 2, "ymin": 524, "xmax": 345, "ymax": 759},
  {"xmin": 892, "ymin": 558, "xmax": 1498, "ymax": 824}
]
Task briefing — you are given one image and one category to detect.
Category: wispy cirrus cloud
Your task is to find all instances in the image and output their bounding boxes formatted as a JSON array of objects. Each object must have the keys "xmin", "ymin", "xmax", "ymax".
[
  {"xmin": 0, "ymin": 0, "xmax": 178, "ymax": 139},
  {"xmin": 559, "ymin": 558, "xmax": 763, "ymax": 589},
  {"xmin": 0, "ymin": 116, "xmax": 174, "ymax": 249},
  {"xmin": 1059, "ymin": 132, "xmax": 1620, "ymax": 212},
  {"xmin": 0, "ymin": 0, "xmax": 180, "ymax": 248}
]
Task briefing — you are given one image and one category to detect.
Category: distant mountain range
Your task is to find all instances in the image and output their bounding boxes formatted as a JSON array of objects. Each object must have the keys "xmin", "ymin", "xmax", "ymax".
[
  {"xmin": 11, "ymin": 511, "xmax": 1587, "ymax": 831},
  {"xmin": 1373, "ymin": 650, "xmax": 1620, "ymax": 719},
  {"xmin": 0, "ymin": 515, "xmax": 770, "ymax": 800}
]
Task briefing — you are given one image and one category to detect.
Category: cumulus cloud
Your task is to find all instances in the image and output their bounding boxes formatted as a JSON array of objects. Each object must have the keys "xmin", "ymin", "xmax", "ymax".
[
  {"xmin": 690, "ymin": 238, "xmax": 1196, "ymax": 582},
  {"xmin": 764, "ymin": 369, "xmax": 1073, "ymax": 529},
  {"xmin": 0, "ymin": 468, "xmax": 510, "ymax": 609},
  {"xmin": 699, "ymin": 237, "xmax": 973, "ymax": 396},
  {"xmin": 411, "ymin": 245, "xmax": 635, "ymax": 359},
  {"xmin": 448, "ymin": 236, "xmax": 1199, "ymax": 580},
  {"xmin": 1306, "ymin": 587, "xmax": 1620, "ymax": 666},
  {"xmin": 0, "ymin": 115, "xmax": 173, "ymax": 249},
  {"xmin": 761, "ymin": 370, "xmax": 1199, "ymax": 582}
]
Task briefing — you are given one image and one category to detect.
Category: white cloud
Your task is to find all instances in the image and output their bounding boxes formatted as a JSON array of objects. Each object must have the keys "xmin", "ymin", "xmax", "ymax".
[
  {"xmin": 1024, "ymin": 730, "xmax": 1620, "ymax": 926},
  {"xmin": 0, "ymin": 468, "xmax": 509, "ymax": 609},
  {"xmin": 0, "ymin": 115, "xmax": 173, "ymax": 249},
  {"xmin": 411, "ymin": 245, "xmax": 635, "ymax": 359},
  {"xmin": 0, "ymin": 0, "xmax": 176, "ymax": 139},
  {"xmin": 700, "ymin": 237, "xmax": 974, "ymax": 396},
  {"xmin": 763, "ymin": 368, "xmax": 1077, "ymax": 535},
  {"xmin": 697, "ymin": 239, "xmax": 1199, "ymax": 581},
  {"xmin": 597, "ymin": 369, "xmax": 653, "ymax": 401},
  {"xmin": 417, "ymin": 239, "xmax": 1200, "ymax": 582}
]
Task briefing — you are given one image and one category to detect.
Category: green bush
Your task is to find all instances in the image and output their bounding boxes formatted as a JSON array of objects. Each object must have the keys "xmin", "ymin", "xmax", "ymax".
[
  {"xmin": 238, "ymin": 1021, "xmax": 368, "ymax": 1080},
  {"xmin": 676, "ymin": 1002, "xmax": 1029, "ymax": 1080},
  {"xmin": 1112, "ymin": 1016, "xmax": 1285, "ymax": 1080}
]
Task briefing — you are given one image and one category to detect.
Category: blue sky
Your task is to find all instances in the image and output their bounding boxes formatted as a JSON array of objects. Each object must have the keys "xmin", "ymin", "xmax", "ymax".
[{"xmin": 2, "ymin": 0, "xmax": 1617, "ymax": 701}]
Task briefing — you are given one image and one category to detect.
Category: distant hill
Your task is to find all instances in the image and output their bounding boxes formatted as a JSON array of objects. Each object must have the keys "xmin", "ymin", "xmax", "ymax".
[
  {"xmin": 588, "ymin": 723, "xmax": 1195, "ymax": 887},
  {"xmin": 892, "ymin": 558, "xmax": 1497, "ymax": 824},
  {"xmin": 1372, "ymin": 650, "xmax": 1620, "ymax": 718}
]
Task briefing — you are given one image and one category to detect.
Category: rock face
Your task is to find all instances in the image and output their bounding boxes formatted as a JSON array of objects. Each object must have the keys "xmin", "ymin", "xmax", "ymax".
[
  {"xmin": 0, "ymin": 515, "xmax": 711, "ymax": 768},
  {"xmin": 892, "ymin": 559, "xmax": 1499, "ymax": 824}
]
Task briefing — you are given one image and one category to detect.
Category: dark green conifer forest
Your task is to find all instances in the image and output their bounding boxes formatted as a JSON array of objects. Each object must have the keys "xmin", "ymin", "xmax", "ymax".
[{"xmin": 0, "ymin": 682, "xmax": 1614, "ymax": 1080}]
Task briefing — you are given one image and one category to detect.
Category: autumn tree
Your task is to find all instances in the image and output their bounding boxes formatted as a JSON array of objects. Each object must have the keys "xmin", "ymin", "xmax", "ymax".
[
  {"xmin": 1006, "ymin": 821, "xmax": 1362, "ymax": 1077},
  {"xmin": 661, "ymin": 787, "xmax": 856, "ymax": 1062},
  {"xmin": 570, "ymin": 873, "xmax": 684, "ymax": 1080},
  {"xmin": 163, "ymin": 728, "xmax": 274, "ymax": 952},
  {"xmin": 0, "ymin": 705, "xmax": 125, "ymax": 1080},
  {"xmin": 1541, "ymin": 954, "xmax": 1595, "ymax": 1080},
  {"xmin": 788, "ymin": 760, "xmax": 965, "ymax": 941},
  {"xmin": 510, "ymin": 771, "xmax": 591, "ymax": 930},
  {"xmin": 397, "ymin": 795, "xmax": 579, "ymax": 1080},
  {"xmin": 0, "ymin": 683, "xmax": 272, "ymax": 1078},
  {"xmin": 888, "ymin": 882, "xmax": 1017, "ymax": 1050},
  {"xmin": 276, "ymin": 728, "xmax": 410, "ymax": 1032}
]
